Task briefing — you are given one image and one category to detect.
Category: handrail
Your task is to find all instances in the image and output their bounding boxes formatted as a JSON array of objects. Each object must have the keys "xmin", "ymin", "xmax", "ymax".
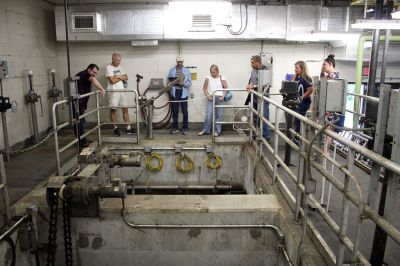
[
  {"xmin": 52, "ymin": 89, "xmax": 140, "ymax": 174},
  {"xmin": 229, "ymin": 89, "xmax": 400, "ymax": 265}
]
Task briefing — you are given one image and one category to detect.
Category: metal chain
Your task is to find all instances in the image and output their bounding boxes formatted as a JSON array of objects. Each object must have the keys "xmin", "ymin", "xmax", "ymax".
[
  {"xmin": 62, "ymin": 198, "xmax": 73, "ymax": 266},
  {"xmin": 0, "ymin": 129, "xmax": 55, "ymax": 156},
  {"xmin": 11, "ymin": 129, "xmax": 55, "ymax": 154},
  {"xmin": 46, "ymin": 189, "xmax": 59, "ymax": 266}
]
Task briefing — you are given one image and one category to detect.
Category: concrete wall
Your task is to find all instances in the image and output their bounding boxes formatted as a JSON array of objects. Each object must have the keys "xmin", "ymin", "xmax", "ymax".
[
  {"xmin": 0, "ymin": 0, "xmax": 58, "ymax": 149},
  {"xmin": 55, "ymin": 41, "xmax": 329, "ymax": 125}
]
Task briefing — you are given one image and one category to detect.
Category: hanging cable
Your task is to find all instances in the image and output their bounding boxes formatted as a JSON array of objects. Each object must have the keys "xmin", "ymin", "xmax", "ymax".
[
  {"xmin": 175, "ymin": 153, "xmax": 194, "ymax": 174},
  {"xmin": 205, "ymin": 152, "xmax": 222, "ymax": 170},
  {"xmin": 146, "ymin": 153, "xmax": 164, "ymax": 172},
  {"xmin": 227, "ymin": 1, "xmax": 249, "ymax": 35}
]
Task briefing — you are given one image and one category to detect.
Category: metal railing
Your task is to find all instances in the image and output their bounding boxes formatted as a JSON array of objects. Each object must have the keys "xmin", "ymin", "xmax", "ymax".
[
  {"xmin": 211, "ymin": 89, "xmax": 251, "ymax": 142},
  {"xmin": 211, "ymin": 88, "xmax": 400, "ymax": 265},
  {"xmin": 52, "ymin": 89, "xmax": 140, "ymax": 174}
]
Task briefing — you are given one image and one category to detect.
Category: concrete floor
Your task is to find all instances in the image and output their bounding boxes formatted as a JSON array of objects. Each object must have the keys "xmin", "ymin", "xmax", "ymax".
[{"xmin": 3, "ymin": 126, "xmax": 400, "ymax": 265}]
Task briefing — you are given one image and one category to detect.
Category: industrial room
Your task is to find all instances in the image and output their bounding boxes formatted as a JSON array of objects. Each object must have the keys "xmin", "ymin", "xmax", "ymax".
[{"xmin": 0, "ymin": 0, "xmax": 400, "ymax": 265}]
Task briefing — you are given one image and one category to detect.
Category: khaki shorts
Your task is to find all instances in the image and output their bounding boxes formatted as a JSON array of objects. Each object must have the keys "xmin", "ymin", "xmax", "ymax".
[{"xmin": 108, "ymin": 92, "xmax": 128, "ymax": 109}]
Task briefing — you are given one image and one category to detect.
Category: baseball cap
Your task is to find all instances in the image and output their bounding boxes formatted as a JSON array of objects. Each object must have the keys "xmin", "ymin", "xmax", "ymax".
[{"xmin": 176, "ymin": 55, "xmax": 184, "ymax": 62}]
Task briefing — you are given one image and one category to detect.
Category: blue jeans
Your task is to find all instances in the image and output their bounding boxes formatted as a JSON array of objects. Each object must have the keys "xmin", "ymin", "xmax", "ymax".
[
  {"xmin": 73, "ymin": 105, "xmax": 87, "ymax": 146},
  {"xmin": 295, "ymin": 101, "xmax": 311, "ymax": 133},
  {"xmin": 172, "ymin": 89, "xmax": 188, "ymax": 130},
  {"xmin": 253, "ymin": 98, "xmax": 270, "ymax": 140},
  {"xmin": 202, "ymin": 98, "xmax": 224, "ymax": 134}
]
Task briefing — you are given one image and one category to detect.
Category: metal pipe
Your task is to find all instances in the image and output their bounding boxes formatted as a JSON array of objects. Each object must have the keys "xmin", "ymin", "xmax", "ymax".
[
  {"xmin": 272, "ymin": 107, "xmax": 279, "ymax": 184},
  {"xmin": 135, "ymin": 87, "xmax": 140, "ymax": 143},
  {"xmin": 1, "ymin": 112, "xmax": 10, "ymax": 162},
  {"xmin": 147, "ymin": 104, "xmax": 153, "ymax": 140},
  {"xmin": 123, "ymin": 209, "xmax": 292, "ymax": 265},
  {"xmin": 64, "ymin": 0, "xmax": 71, "ymax": 78},
  {"xmin": 336, "ymin": 149, "xmax": 353, "ymax": 266},
  {"xmin": 380, "ymin": 30, "xmax": 391, "ymax": 84},
  {"xmin": 0, "ymin": 80, "xmax": 10, "ymax": 161},
  {"xmin": 345, "ymin": 109, "xmax": 365, "ymax": 117},
  {"xmin": 346, "ymin": 92, "xmax": 379, "ymax": 102},
  {"xmin": 52, "ymin": 101, "xmax": 62, "ymax": 174},
  {"xmin": 367, "ymin": 29, "xmax": 381, "ymax": 97},
  {"xmin": 255, "ymin": 92, "xmax": 400, "ymax": 177},
  {"xmin": 110, "ymin": 147, "xmax": 206, "ymax": 151},
  {"xmin": 353, "ymin": 34, "xmax": 400, "ymax": 127},
  {"xmin": 289, "ymin": 129, "xmax": 364, "ymax": 201},
  {"xmin": 0, "ymin": 213, "xmax": 29, "ymax": 242},
  {"xmin": 212, "ymin": 93, "xmax": 216, "ymax": 142},
  {"xmin": 133, "ymin": 185, "xmax": 237, "ymax": 190},
  {"xmin": 96, "ymin": 92, "xmax": 101, "ymax": 146},
  {"xmin": 59, "ymin": 125, "xmax": 99, "ymax": 153},
  {"xmin": 28, "ymin": 73, "xmax": 39, "ymax": 144}
]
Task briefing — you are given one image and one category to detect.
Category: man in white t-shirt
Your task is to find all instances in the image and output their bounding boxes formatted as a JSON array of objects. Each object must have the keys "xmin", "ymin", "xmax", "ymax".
[{"xmin": 106, "ymin": 52, "xmax": 134, "ymax": 136}]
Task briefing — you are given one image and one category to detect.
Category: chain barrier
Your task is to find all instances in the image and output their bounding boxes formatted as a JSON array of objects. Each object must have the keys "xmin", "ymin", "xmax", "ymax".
[
  {"xmin": 46, "ymin": 188, "xmax": 59, "ymax": 266},
  {"xmin": 0, "ymin": 129, "xmax": 55, "ymax": 155},
  {"xmin": 62, "ymin": 198, "xmax": 73, "ymax": 266}
]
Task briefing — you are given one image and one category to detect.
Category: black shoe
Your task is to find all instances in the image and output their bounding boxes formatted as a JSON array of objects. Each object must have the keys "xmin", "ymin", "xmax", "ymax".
[
  {"xmin": 113, "ymin": 127, "xmax": 120, "ymax": 136},
  {"xmin": 182, "ymin": 129, "xmax": 189, "ymax": 135},
  {"xmin": 265, "ymin": 138, "xmax": 272, "ymax": 144},
  {"xmin": 170, "ymin": 128, "xmax": 180, "ymax": 134},
  {"xmin": 126, "ymin": 127, "xmax": 135, "ymax": 135}
]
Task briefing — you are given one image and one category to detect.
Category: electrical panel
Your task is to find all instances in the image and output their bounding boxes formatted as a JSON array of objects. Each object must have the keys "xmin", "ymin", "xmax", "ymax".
[
  {"xmin": 258, "ymin": 69, "xmax": 272, "ymax": 94},
  {"xmin": 319, "ymin": 78, "xmax": 347, "ymax": 113},
  {"xmin": 149, "ymin": 78, "xmax": 164, "ymax": 90},
  {"xmin": 64, "ymin": 76, "xmax": 80, "ymax": 98},
  {"xmin": 0, "ymin": 61, "xmax": 9, "ymax": 79}
]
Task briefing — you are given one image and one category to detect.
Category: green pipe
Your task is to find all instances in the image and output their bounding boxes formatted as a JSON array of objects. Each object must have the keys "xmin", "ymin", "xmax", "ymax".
[
  {"xmin": 353, "ymin": 33, "xmax": 400, "ymax": 126},
  {"xmin": 178, "ymin": 41, "xmax": 182, "ymax": 56}
]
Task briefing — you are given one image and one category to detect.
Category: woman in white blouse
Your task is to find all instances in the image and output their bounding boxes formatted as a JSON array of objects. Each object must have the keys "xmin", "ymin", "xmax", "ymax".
[{"xmin": 198, "ymin": 64, "xmax": 228, "ymax": 136}]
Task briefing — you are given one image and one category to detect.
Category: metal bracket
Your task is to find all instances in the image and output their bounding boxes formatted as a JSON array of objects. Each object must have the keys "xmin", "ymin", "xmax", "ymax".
[
  {"xmin": 174, "ymin": 145, "xmax": 182, "ymax": 154},
  {"xmin": 205, "ymin": 145, "xmax": 214, "ymax": 153},
  {"xmin": 305, "ymin": 178, "xmax": 317, "ymax": 194}
]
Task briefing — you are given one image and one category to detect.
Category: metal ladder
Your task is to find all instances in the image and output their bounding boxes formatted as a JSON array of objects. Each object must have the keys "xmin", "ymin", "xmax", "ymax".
[{"xmin": 0, "ymin": 155, "xmax": 11, "ymax": 229}]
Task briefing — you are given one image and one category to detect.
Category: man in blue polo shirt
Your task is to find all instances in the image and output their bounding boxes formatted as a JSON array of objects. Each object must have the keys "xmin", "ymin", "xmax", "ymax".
[{"xmin": 167, "ymin": 56, "xmax": 192, "ymax": 135}]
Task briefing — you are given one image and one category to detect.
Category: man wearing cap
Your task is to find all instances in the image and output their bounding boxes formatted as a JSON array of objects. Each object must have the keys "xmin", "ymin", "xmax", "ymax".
[
  {"xmin": 246, "ymin": 55, "xmax": 271, "ymax": 143},
  {"xmin": 167, "ymin": 56, "xmax": 192, "ymax": 135}
]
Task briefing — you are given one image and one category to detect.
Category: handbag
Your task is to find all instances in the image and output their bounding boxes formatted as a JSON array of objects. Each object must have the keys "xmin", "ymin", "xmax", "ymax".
[
  {"xmin": 224, "ymin": 91, "xmax": 233, "ymax": 102},
  {"xmin": 220, "ymin": 75, "xmax": 233, "ymax": 102}
]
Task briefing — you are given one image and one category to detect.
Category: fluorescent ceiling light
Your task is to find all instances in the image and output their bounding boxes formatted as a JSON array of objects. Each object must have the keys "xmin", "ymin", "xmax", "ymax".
[
  {"xmin": 131, "ymin": 40, "xmax": 158, "ymax": 47},
  {"xmin": 392, "ymin": 11, "xmax": 400, "ymax": 19},
  {"xmin": 351, "ymin": 19, "xmax": 400, "ymax": 29},
  {"xmin": 311, "ymin": 30, "xmax": 361, "ymax": 41}
]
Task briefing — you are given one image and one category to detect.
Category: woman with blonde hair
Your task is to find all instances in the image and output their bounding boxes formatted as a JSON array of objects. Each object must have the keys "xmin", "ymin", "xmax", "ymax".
[
  {"xmin": 198, "ymin": 64, "xmax": 228, "ymax": 137},
  {"xmin": 293, "ymin": 61, "xmax": 313, "ymax": 132}
]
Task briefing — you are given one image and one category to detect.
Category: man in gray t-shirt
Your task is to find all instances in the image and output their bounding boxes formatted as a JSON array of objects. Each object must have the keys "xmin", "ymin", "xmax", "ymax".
[{"xmin": 246, "ymin": 55, "xmax": 270, "ymax": 142}]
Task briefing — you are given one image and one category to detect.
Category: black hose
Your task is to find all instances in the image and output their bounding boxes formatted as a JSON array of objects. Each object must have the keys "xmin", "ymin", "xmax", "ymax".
[
  {"xmin": 140, "ymin": 86, "xmax": 173, "ymax": 130},
  {"xmin": 1, "ymin": 236, "xmax": 16, "ymax": 266}
]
